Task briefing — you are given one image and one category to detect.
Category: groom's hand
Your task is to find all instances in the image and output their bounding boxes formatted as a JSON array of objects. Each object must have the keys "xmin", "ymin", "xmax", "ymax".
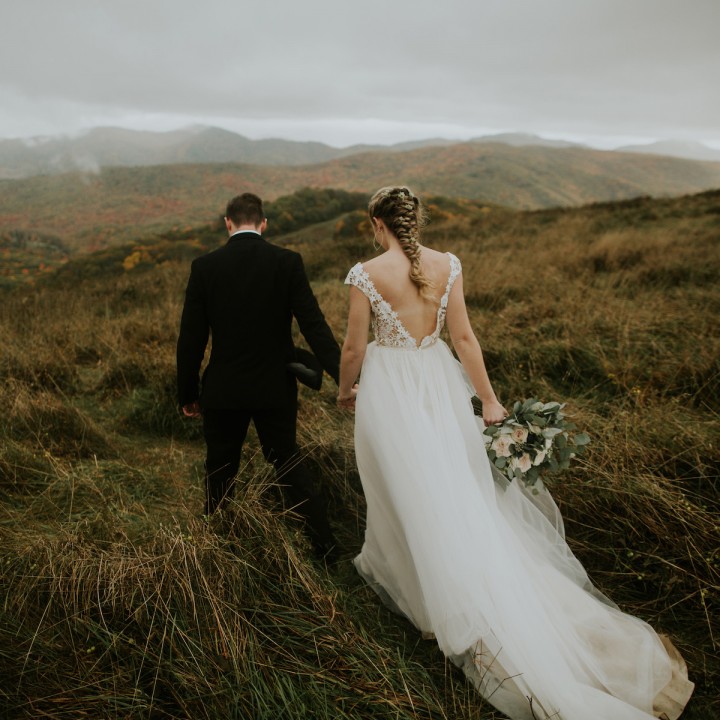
[{"xmin": 182, "ymin": 401, "xmax": 202, "ymax": 418}]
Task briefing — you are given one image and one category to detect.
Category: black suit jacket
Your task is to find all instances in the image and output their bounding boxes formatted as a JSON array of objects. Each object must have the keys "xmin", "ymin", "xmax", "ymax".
[{"xmin": 177, "ymin": 232, "xmax": 340, "ymax": 409}]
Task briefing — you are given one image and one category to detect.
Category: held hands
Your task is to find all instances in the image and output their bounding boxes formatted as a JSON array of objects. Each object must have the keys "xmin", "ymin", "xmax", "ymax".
[
  {"xmin": 482, "ymin": 398, "xmax": 508, "ymax": 427},
  {"xmin": 337, "ymin": 384, "xmax": 359, "ymax": 411}
]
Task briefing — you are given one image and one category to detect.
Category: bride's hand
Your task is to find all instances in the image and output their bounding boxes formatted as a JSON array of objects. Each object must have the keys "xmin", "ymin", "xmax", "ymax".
[{"xmin": 482, "ymin": 399, "xmax": 507, "ymax": 426}]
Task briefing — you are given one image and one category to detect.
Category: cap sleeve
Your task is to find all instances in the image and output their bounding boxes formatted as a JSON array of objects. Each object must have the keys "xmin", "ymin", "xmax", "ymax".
[
  {"xmin": 447, "ymin": 253, "xmax": 462, "ymax": 289},
  {"xmin": 344, "ymin": 262, "xmax": 377, "ymax": 304},
  {"xmin": 344, "ymin": 262, "xmax": 363, "ymax": 287}
]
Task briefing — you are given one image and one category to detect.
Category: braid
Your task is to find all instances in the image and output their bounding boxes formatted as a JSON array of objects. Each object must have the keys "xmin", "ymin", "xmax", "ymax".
[{"xmin": 368, "ymin": 187, "xmax": 436, "ymax": 302}]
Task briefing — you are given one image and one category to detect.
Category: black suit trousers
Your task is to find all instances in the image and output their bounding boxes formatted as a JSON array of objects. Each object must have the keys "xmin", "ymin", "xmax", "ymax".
[{"xmin": 202, "ymin": 384, "xmax": 333, "ymax": 545}]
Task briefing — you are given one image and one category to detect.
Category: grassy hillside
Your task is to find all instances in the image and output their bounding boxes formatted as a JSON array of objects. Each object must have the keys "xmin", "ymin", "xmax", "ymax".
[
  {"xmin": 1, "ymin": 143, "xmax": 720, "ymax": 252},
  {"xmin": 1, "ymin": 190, "xmax": 718, "ymax": 719}
]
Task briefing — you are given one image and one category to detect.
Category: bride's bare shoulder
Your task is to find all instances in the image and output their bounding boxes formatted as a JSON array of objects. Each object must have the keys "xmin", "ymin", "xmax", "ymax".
[
  {"xmin": 421, "ymin": 247, "xmax": 450, "ymax": 261},
  {"xmin": 420, "ymin": 247, "xmax": 454, "ymax": 270},
  {"xmin": 360, "ymin": 254, "xmax": 403, "ymax": 275},
  {"xmin": 359, "ymin": 255, "xmax": 381, "ymax": 270}
]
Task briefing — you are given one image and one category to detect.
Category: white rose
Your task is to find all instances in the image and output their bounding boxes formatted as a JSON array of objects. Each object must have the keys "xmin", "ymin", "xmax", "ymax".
[
  {"xmin": 492, "ymin": 435, "xmax": 513, "ymax": 458},
  {"xmin": 511, "ymin": 453, "xmax": 532, "ymax": 473},
  {"xmin": 511, "ymin": 426, "xmax": 528, "ymax": 443},
  {"xmin": 533, "ymin": 450, "xmax": 546, "ymax": 466}
]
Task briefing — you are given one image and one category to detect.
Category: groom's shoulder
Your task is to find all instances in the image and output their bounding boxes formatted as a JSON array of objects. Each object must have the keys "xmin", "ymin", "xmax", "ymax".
[
  {"xmin": 264, "ymin": 238, "xmax": 298, "ymax": 255},
  {"xmin": 264, "ymin": 240, "xmax": 304, "ymax": 266},
  {"xmin": 190, "ymin": 237, "xmax": 303, "ymax": 270},
  {"xmin": 189, "ymin": 246, "xmax": 223, "ymax": 271}
]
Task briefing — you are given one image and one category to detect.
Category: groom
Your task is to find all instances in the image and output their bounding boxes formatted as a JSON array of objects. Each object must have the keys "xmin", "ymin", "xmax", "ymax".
[{"xmin": 176, "ymin": 192, "xmax": 341, "ymax": 557}]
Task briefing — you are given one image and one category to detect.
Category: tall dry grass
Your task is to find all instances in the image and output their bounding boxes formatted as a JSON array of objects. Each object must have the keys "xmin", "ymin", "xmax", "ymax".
[{"xmin": 1, "ymin": 189, "xmax": 718, "ymax": 718}]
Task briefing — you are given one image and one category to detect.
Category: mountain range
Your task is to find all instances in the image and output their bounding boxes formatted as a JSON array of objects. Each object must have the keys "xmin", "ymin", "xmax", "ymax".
[
  {"xmin": 6, "ymin": 125, "xmax": 717, "ymax": 179},
  {"xmin": 2, "ymin": 138, "xmax": 720, "ymax": 251}
]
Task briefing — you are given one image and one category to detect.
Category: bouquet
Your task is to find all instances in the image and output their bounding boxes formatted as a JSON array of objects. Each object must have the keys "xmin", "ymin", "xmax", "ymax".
[{"xmin": 482, "ymin": 398, "xmax": 590, "ymax": 488}]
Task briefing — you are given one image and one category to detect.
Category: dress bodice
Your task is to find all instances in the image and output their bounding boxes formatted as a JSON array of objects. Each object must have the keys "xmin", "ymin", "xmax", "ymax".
[{"xmin": 344, "ymin": 253, "xmax": 462, "ymax": 349}]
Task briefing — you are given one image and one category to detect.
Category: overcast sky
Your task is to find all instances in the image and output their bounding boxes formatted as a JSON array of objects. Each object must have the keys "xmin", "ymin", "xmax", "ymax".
[{"xmin": 1, "ymin": 0, "xmax": 718, "ymax": 149}]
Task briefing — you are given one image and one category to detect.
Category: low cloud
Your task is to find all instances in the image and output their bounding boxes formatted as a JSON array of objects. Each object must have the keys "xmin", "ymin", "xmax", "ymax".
[{"xmin": 1, "ymin": 0, "xmax": 718, "ymax": 146}]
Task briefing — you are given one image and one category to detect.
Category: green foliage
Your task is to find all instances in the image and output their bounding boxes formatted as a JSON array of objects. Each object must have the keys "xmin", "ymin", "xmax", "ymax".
[{"xmin": 265, "ymin": 188, "xmax": 368, "ymax": 236}]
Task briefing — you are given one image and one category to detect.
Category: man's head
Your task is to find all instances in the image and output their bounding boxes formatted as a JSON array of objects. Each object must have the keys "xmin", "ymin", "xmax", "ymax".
[{"xmin": 225, "ymin": 193, "xmax": 267, "ymax": 233}]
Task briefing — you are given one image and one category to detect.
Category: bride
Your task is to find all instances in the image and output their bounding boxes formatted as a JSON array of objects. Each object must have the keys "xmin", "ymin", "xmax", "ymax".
[{"xmin": 336, "ymin": 186, "xmax": 693, "ymax": 720}]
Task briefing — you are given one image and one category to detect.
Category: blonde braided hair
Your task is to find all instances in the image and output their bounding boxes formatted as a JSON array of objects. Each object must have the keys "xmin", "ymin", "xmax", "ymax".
[{"xmin": 368, "ymin": 186, "xmax": 435, "ymax": 302}]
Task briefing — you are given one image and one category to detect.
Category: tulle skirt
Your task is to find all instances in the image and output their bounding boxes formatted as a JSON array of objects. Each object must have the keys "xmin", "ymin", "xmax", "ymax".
[{"xmin": 353, "ymin": 339, "xmax": 693, "ymax": 720}]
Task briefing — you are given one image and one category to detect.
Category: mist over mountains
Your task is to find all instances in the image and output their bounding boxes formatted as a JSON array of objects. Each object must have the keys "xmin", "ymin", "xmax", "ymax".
[
  {"xmin": 615, "ymin": 139, "xmax": 720, "ymax": 162},
  {"xmin": 0, "ymin": 126, "xmax": 577, "ymax": 179},
  {"xmin": 3, "ymin": 125, "xmax": 718, "ymax": 180}
]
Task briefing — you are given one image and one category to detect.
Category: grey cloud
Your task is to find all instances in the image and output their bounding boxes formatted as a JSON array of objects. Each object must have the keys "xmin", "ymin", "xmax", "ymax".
[{"xmin": 0, "ymin": 0, "xmax": 718, "ymax": 145}]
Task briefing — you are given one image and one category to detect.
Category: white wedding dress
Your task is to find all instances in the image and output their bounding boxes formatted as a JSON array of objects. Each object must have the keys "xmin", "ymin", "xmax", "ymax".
[{"xmin": 345, "ymin": 254, "xmax": 693, "ymax": 720}]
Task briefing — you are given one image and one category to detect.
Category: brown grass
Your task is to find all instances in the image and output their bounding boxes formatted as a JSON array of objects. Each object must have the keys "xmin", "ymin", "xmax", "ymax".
[{"xmin": 0, "ymin": 188, "xmax": 718, "ymax": 718}]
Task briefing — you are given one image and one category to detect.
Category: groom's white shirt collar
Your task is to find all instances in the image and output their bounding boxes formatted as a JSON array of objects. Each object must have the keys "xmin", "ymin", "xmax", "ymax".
[{"xmin": 230, "ymin": 229, "xmax": 261, "ymax": 238}]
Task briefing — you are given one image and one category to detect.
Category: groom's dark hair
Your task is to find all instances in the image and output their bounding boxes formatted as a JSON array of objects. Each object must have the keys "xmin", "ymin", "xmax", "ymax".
[{"xmin": 226, "ymin": 193, "xmax": 264, "ymax": 227}]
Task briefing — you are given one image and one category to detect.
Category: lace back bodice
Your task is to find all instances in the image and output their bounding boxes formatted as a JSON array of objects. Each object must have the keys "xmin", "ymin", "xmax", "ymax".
[{"xmin": 344, "ymin": 253, "xmax": 462, "ymax": 349}]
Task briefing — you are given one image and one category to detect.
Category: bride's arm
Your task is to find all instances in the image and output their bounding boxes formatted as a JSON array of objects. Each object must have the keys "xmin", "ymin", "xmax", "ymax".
[
  {"xmin": 338, "ymin": 286, "xmax": 371, "ymax": 406},
  {"xmin": 446, "ymin": 273, "xmax": 506, "ymax": 425}
]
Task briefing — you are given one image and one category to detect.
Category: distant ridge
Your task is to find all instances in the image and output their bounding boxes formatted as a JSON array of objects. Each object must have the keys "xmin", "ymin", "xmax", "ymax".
[
  {"xmin": 470, "ymin": 132, "xmax": 582, "ymax": 149},
  {"xmin": 616, "ymin": 139, "xmax": 720, "ymax": 163},
  {"xmin": 0, "ymin": 125, "xmax": 692, "ymax": 179}
]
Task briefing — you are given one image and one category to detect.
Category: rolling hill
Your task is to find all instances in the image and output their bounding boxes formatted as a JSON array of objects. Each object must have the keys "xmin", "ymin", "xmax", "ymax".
[{"xmin": 2, "ymin": 141, "xmax": 720, "ymax": 251}]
